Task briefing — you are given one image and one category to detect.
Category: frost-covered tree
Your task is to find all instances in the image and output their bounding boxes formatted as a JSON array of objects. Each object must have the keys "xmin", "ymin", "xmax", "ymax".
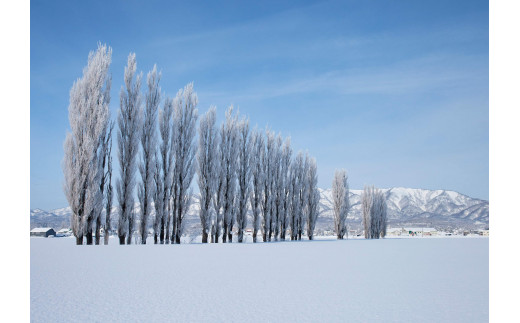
[
  {"xmin": 297, "ymin": 153, "xmax": 310, "ymax": 240},
  {"xmin": 288, "ymin": 153, "xmax": 302, "ymax": 240},
  {"xmin": 63, "ymin": 43, "xmax": 112, "ymax": 245},
  {"xmin": 155, "ymin": 97, "xmax": 174, "ymax": 244},
  {"xmin": 96, "ymin": 120, "xmax": 114, "ymax": 245},
  {"xmin": 138, "ymin": 65, "xmax": 161, "ymax": 244},
  {"xmin": 152, "ymin": 153, "xmax": 163, "ymax": 244},
  {"xmin": 306, "ymin": 157, "xmax": 319, "ymax": 240},
  {"xmin": 116, "ymin": 53, "xmax": 142, "ymax": 245},
  {"xmin": 219, "ymin": 107, "xmax": 239, "ymax": 243},
  {"xmin": 197, "ymin": 106, "xmax": 218, "ymax": 243},
  {"xmin": 104, "ymin": 125, "xmax": 114, "ymax": 245},
  {"xmin": 171, "ymin": 83, "xmax": 198, "ymax": 244},
  {"xmin": 378, "ymin": 190, "xmax": 388, "ymax": 238},
  {"xmin": 279, "ymin": 138, "xmax": 292, "ymax": 241},
  {"xmin": 373, "ymin": 189, "xmax": 388, "ymax": 238},
  {"xmin": 362, "ymin": 185, "xmax": 374, "ymax": 239},
  {"xmin": 211, "ymin": 132, "xmax": 224, "ymax": 243},
  {"xmin": 236, "ymin": 116, "xmax": 252, "ymax": 243},
  {"xmin": 249, "ymin": 129, "xmax": 264, "ymax": 243},
  {"xmin": 362, "ymin": 186, "xmax": 387, "ymax": 239},
  {"xmin": 289, "ymin": 152, "xmax": 309, "ymax": 240},
  {"xmin": 261, "ymin": 129, "xmax": 275, "ymax": 242},
  {"xmin": 271, "ymin": 134, "xmax": 283, "ymax": 241},
  {"xmin": 332, "ymin": 169, "xmax": 349, "ymax": 239}
]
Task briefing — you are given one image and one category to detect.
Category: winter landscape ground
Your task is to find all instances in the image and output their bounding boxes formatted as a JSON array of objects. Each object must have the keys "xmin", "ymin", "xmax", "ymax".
[{"xmin": 31, "ymin": 236, "xmax": 488, "ymax": 322}]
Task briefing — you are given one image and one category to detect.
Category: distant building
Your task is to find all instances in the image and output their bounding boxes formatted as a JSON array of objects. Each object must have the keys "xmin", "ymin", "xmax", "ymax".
[
  {"xmin": 56, "ymin": 228, "xmax": 72, "ymax": 237},
  {"xmin": 404, "ymin": 228, "xmax": 437, "ymax": 236},
  {"xmin": 30, "ymin": 228, "xmax": 56, "ymax": 237},
  {"xmin": 386, "ymin": 227, "xmax": 438, "ymax": 237},
  {"xmin": 479, "ymin": 229, "xmax": 489, "ymax": 236},
  {"xmin": 387, "ymin": 228, "xmax": 403, "ymax": 236}
]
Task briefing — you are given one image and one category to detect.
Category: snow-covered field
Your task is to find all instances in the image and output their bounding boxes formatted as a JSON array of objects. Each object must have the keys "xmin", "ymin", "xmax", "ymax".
[{"xmin": 31, "ymin": 237, "xmax": 488, "ymax": 322}]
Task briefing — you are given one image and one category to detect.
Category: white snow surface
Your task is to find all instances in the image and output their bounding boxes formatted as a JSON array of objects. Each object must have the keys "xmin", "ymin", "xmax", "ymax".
[{"xmin": 31, "ymin": 237, "xmax": 488, "ymax": 322}]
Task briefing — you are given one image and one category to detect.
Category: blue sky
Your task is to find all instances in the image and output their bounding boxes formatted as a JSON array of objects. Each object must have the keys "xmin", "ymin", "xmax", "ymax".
[{"xmin": 31, "ymin": 0, "xmax": 489, "ymax": 210}]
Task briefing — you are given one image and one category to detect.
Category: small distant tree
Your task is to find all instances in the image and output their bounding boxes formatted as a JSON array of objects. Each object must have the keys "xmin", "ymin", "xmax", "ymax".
[
  {"xmin": 362, "ymin": 186, "xmax": 387, "ymax": 239},
  {"xmin": 332, "ymin": 169, "xmax": 349, "ymax": 239},
  {"xmin": 374, "ymin": 189, "xmax": 388, "ymax": 238},
  {"xmin": 362, "ymin": 185, "xmax": 373, "ymax": 239}
]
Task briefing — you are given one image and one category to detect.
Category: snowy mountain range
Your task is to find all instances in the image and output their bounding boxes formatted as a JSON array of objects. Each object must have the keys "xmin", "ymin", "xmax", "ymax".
[{"xmin": 31, "ymin": 187, "xmax": 489, "ymax": 231}]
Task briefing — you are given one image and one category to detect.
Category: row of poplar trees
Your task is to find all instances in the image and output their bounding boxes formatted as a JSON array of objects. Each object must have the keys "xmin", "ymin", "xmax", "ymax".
[{"xmin": 63, "ymin": 44, "xmax": 321, "ymax": 245}]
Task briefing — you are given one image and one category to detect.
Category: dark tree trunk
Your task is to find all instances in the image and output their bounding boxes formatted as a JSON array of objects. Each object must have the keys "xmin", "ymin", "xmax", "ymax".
[
  {"xmin": 86, "ymin": 232, "xmax": 93, "ymax": 245},
  {"xmin": 104, "ymin": 232, "xmax": 109, "ymax": 245},
  {"xmin": 253, "ymin": 234, "xmax": 257, "ymax": 243},
  {"xmin": 202, "ymin": 231, "xmax": 208, "ymax": 243},
  {"xmin": 222, "ymin": 226, "xmax": 228, "ymax": 243},
  {"xmin": 95, "ymin": 217, "xmax": 101, "ymax": 245},
  {"xmin": 76, "ymin": 236, "xmax": 83, "ymax": 245},
  {"xmin": 309, "ymin": 235, "xmax": 313, "ymax": 240},
  {"xmin": 160, "ymin": 215, "xmax": 165, "ymax": 244},
  {"xmin": 262, "ymin": 232, "xmax": 267, "ymax": 242},
  {"xmin": 127, "ymin": 215, "xmax": 133, "ymax": 244},
  {"xmin": 174, "ymin": 214, "xmax": 181, "ymax": 244},
  {"xmin": 166, "ymin": 213, "xmax": 171, "ymax": 244},
  {"xmin": 154, "ymin": 233, "xmax": 158, "ymax": 244},
  {"xmin": 172, "ymin": 214, "xmax": 177, "ymax": 244},
  {"xmin": 119, "ymin": 235, "xmax": 126, "ymax": 245},
  {"xmin": 228, "ymin": 232, "xmax": 232, "ymax": 243},
  {"xmin": 210, "ymin": 233, "xmax": 214, "ymax": 243}
]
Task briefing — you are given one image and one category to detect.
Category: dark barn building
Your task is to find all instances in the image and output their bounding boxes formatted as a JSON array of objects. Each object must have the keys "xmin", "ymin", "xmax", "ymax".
[{"xmin": 30, "ymin": 228, "xmax": 56, "ymax": 237}]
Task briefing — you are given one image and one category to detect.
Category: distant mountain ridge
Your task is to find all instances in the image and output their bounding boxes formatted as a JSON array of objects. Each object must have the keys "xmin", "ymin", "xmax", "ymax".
[{"xmin": 31, "ymin": 187, "xmax": 488, "ymax": 231}]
